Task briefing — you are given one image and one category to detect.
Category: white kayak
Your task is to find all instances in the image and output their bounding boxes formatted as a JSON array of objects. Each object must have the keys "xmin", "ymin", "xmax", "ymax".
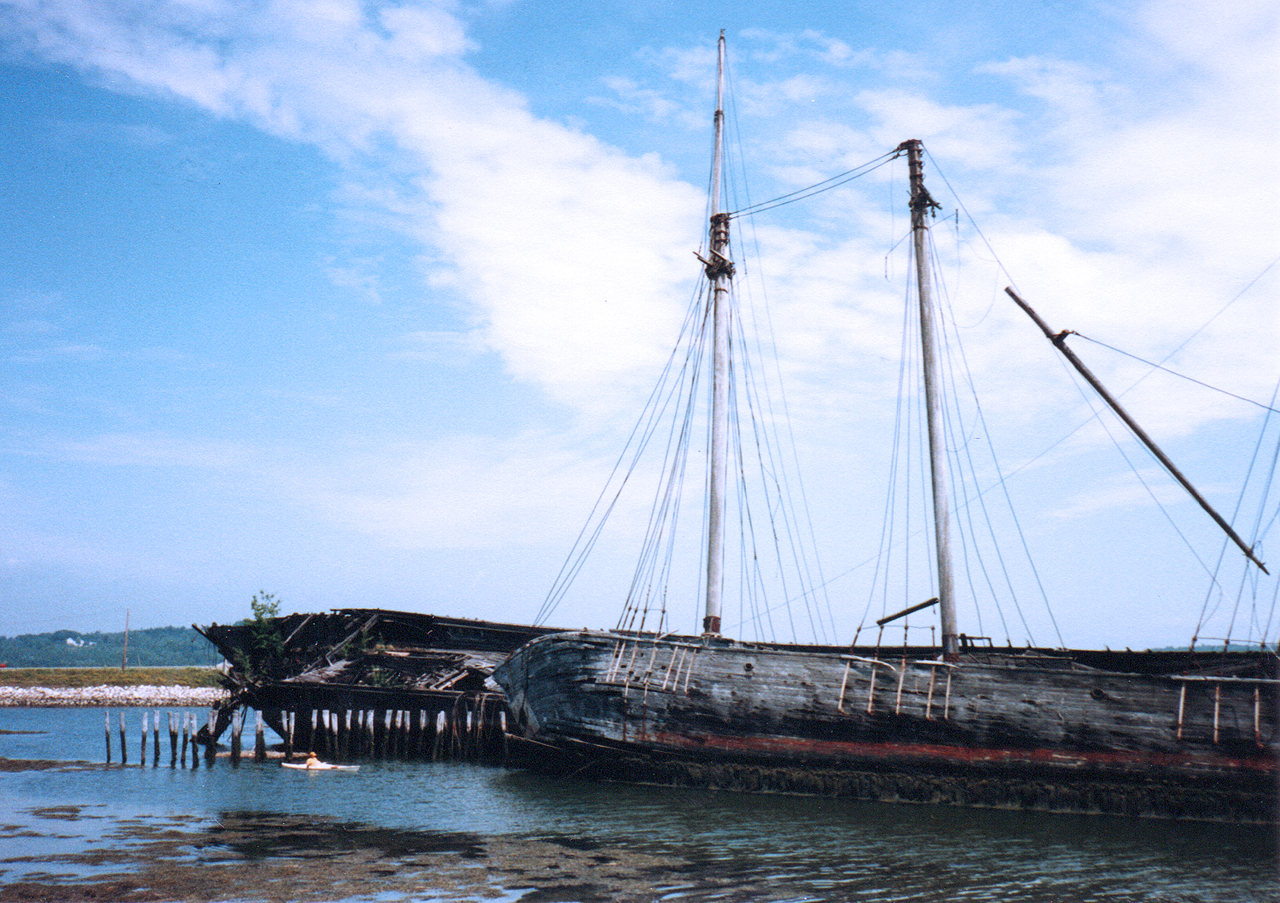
[{"xmin": 282, "ymin": 760, "xmax": 360, "ymax": 771}]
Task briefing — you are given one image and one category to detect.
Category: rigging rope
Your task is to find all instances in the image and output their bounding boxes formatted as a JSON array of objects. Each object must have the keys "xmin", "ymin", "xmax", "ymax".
[
  {"xmin": 1070, "ymin": 334, "xmax": 1280, "ymax": 414},
  {"xmin": 926, "ymin": 145, "xmax": 1279, "ymax": 647},
  {"xmin": 1196, "ymin": 376, "xmax": 1280, "ymax": 649},
  {"xmin": 928, "ymin": 231, "xmax": 1056, "ymax": 648},
  {"xmin": 539, "ymin": 136, "xmax": 1277, "ymax": 650},
  {"xmin": 728, "ymin": 151, "xmax": 899, "ymax": 218},
  {"xmin": 726, "ymin": 208, "xmax": 839, "ymax": 643}
]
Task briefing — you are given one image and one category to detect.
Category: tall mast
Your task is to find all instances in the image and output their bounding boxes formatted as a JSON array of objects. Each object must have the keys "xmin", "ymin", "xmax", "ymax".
[
  {"xmin": 703, "ymin": 31, "xmax": 733, "ymax": 635},
  {"xmin": 901, "ymin": 139, "xmax": 960, "ymax": 658}
]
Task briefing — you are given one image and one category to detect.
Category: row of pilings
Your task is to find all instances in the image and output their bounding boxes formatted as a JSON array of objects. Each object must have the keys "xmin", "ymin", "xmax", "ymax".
[
  {"xmin": 264, "ymin": 692, "xmax": 508, "ymax": 764},
  {"xmin": 103, "ymin": 709, "xmax": 221, "ymax": 768},
  {"xmin": 102, "ymin": 692, "xmax": 510, "ymax": 767}
]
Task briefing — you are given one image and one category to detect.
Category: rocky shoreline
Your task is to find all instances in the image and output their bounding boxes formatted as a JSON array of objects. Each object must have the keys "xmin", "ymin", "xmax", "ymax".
[{"xmin": 0, "ymin": 685, "xmax": 228, "ymax": 707}]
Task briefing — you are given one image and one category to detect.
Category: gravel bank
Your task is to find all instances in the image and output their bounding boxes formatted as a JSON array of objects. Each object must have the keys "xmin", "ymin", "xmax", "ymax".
[{"xmin": 0, "ymin": 686, "xmax": 228, "ymax": 707}]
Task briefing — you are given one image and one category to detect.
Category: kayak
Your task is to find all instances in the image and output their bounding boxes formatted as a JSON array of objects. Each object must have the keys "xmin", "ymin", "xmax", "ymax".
[{"xmin": 281, "ymin": 761, "xmax": 360, "ymax": 771}]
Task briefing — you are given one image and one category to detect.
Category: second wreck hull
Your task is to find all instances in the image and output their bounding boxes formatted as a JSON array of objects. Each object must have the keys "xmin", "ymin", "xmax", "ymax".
[{"xmin": 492, "ymin": 630, "xmax": 1279, "ymax": 822}]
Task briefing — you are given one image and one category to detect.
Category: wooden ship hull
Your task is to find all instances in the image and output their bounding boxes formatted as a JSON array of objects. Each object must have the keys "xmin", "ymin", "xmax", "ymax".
[
  {"xmin": 196, "ymin": 608, "xmax": 557, "ymax": 761},
  {"xmin": 493, "ymin": 630, "xmax": 1279, "ymax": 822}
]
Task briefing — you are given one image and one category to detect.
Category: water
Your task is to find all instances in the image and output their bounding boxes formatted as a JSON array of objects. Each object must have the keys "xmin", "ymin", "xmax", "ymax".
[{"xmin": 0, "ymin": 707, "xmax": 1275, "ymax": 902}]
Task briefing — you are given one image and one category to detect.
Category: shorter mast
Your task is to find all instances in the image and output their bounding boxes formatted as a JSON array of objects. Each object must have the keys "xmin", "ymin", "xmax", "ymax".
[{"xmin": 901, "ymin": 139, "xmax": 960, "ymax": 658}]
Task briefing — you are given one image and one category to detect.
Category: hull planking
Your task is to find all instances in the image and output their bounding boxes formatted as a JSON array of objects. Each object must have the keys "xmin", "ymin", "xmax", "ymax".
[{"xmin": 493, "ymin": 630, "xmax": 1280, "ymax": 823}]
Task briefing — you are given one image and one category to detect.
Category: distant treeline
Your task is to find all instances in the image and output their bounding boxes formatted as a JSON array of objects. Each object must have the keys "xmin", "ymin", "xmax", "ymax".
[{"xmin": 0, "ymin": 626, "xmax": 220, "ymax": 669}]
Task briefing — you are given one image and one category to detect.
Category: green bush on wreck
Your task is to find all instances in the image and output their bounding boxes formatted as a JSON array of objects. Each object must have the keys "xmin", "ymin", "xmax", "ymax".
[{"xmin": 232, "ymin": 591, "xmax": 287, "ymax": 685}]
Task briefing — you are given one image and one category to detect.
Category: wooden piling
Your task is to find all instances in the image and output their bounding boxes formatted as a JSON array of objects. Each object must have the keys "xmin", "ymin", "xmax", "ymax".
[
  {"xmin": 119, "ymin": 712, "xmax": 127, "ymax": 766},
  {"xmin": 140, "ymin": 711, "xmax": 148, "ymax": 766},
  {"xmin": 205, "ymin": 710, "xmax": 217, "ymax": 765},
  {"xmin": 255, "ymin": 710, "xmax": 267, "ymax": 763},
  {"xmin": 412, "ymin": 709, "xmax": 424, "ymax": 759},
  {"xmin": 181, "ymin": 713, "xmax": 190, "ymax": 767},
  {"xmin": 169, "ymin": 712, "xmax": 178, "ymax": 767},
  {"xmin": 433, "ymin": 710, "xmax": 446, "ymax": 761},
  {"xmin": 104, "ymin": 711, "xmax": 112, "ymax": 764},
  {"xmin": 153, "ymin": 709, "xmax": 161, "ymax": 766},
  {"xmin": 230, "ymin": 711, "xmax": 242, "ymax": 766}
]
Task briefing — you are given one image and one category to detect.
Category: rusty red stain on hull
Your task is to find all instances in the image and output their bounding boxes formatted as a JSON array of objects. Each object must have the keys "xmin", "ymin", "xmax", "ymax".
[{"xmin": 628, "ymin": 729, "xmax": 1277, "ymax": 775}]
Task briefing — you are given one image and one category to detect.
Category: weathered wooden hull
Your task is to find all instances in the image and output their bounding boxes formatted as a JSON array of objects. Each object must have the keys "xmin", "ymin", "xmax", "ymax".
[{"xmin": 492, "ymin": 631, "xmax": 1280, "ymax": 822}]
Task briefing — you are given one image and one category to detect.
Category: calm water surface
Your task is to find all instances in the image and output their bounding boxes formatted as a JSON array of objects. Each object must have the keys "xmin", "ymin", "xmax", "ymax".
[{"xmin": 0, "ymin": 707, "xmax": 1275, "ymax": 902}]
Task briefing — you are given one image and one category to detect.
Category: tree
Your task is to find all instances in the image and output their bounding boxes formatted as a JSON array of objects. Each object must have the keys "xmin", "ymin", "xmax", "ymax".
[
  {"xmin": 249, "ymin": 591, "xmax": 280, "ymax": 622},
  {"xmin": 235, "ymin": 591, "xmax": 285, "ymax": 683}
]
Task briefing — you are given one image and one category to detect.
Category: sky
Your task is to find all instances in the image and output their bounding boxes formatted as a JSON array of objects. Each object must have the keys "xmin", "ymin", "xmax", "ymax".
[{"xmin": 0, "ymin": 0, "xmax": 1277, "ymax": 650}]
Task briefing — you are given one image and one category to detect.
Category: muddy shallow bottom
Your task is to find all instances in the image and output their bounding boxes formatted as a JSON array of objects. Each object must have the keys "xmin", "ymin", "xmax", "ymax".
[{"xmin": 0, "ymin": 806, "xmax": 698, "ymax": 903}]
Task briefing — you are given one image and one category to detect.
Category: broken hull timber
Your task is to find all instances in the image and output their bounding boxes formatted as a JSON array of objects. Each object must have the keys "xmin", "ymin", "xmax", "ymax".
[{"xmin": 492, "ymin": 631, "xmax": 1280, "ymax": 823}]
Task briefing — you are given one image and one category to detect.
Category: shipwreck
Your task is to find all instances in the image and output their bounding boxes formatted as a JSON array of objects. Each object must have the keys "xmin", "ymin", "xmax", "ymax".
[{"xmin": 196, "ymin": 608, "xmax": 554, "ymax": 762}]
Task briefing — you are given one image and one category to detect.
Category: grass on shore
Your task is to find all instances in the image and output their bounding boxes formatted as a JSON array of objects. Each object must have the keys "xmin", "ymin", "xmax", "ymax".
[{"xmin": 0, "ymin": 667, "xmax": 223, "ymax": 689}]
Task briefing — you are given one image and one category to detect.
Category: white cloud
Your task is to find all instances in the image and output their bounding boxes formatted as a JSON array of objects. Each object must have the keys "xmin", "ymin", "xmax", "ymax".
[
  {"xmin": 3, "ymin": 0, "xmax": 710, "ymax": 416},
  {"xmin": 6, "ymin": 1, "xmax": 1272, "ymax": 427},
  {"xmin": 1, "ymin": 1, "xmax": 1275, "ymax": 644},
  {"xmin": 855, "ymin": 89, "xmax": 1022, "ymax": 169}
]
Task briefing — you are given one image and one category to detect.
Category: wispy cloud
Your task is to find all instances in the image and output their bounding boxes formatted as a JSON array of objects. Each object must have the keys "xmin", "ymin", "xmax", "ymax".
[{"xmin": 0, "ymin": 1, "xmax": 1274, "ymax": 642}]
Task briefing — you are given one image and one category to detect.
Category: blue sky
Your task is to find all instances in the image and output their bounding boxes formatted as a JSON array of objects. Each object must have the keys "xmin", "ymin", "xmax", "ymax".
[{"xmin": 0, "ymin": 0, "xmax": 1276, "ymax": 650}]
